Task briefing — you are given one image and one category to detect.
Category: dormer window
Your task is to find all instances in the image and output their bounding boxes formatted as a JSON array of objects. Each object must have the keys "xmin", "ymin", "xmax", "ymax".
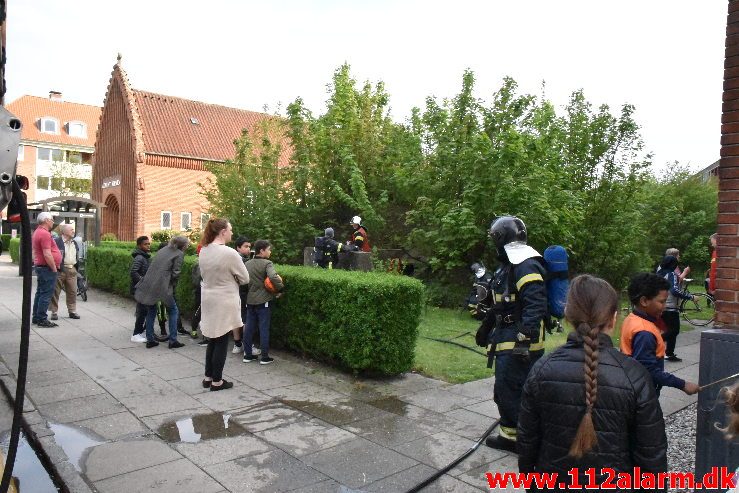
[
  {"xmin": 68, "ymin": 121, "xmax": 87, "ymax": 138},
  {"xmin": 40, "ymin": 117, "xmax": 59, "ymax": 134},
  {"xmin": 190, "ymin": 117, "xmax": 199, "ymax": 125}
]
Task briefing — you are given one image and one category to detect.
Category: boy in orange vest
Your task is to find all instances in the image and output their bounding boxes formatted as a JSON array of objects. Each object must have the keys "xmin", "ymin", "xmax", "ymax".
[{"xmin": 620, "ymin": 273, "xmax": 699, "ymax": 396}]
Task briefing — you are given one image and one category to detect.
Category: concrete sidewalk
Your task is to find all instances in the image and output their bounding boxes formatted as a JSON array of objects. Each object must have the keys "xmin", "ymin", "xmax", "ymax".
[{"xmin": 0, "ymin": 254, "xmax": 703, "ymax": 492}]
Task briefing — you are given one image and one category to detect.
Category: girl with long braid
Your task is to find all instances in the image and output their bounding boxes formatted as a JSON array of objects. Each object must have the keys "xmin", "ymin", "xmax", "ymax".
[{"xmin": 517, "ymin": 275, "xmax": 667, "ymax": 491}]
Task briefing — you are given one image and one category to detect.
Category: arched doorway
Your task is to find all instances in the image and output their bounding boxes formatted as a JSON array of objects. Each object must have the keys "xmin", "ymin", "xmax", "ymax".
[{"xmin": 103, "ymin": 194, "xmax": 119, "ymax": 239}]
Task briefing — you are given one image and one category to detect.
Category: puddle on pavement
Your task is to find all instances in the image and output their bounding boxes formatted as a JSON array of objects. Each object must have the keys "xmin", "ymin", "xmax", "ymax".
[
  {"xmin": 48, "ymin": 422, "xmax": 107, "ymax": 472},
  {"xmin": 366, "ymin": 396, "xmax": 409, "ymax": 415},
  {"xmin": 0, "ymin": 431, "xmax": 61, "ymax": 492},
  {"xmin": 157, "ymin": 413, "xmax": 246, "ymax": 443},
  {"xmin": 281, "ymin": 398, "xmax": 372, "ymax": 425}
]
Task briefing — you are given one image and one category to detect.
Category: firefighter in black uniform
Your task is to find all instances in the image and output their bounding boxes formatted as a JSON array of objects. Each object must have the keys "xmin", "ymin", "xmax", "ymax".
[
  {"xmin": 314, "ymin": 227, "xmax": 346, "ymax": 269},
  {"xmin": 468, "ymin": 262, "xmax": 494, "ymax": 320},
  {"xmin": 477, "ymin": 216, "xmax": 547, "ymax": 453}
]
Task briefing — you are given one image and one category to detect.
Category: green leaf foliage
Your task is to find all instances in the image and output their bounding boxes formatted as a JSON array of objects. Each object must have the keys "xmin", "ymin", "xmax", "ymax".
[
  {"xmin": 86, "ymin": 246, "xmax": 199, "ymax": 316},
  {"xmin": 270, "ymin": 265, "xmax": 424, "ymax": 375},
  {"xmin": 201, "ymin": 64, "xmax": 717, "ymax": 293},
  {"xmin": 9, "ymin": 237, "xmax": 19, "ymax": 263},
  {"xmin": 84, "ymin": 247, "xmax": 424, "ymax": 375}
]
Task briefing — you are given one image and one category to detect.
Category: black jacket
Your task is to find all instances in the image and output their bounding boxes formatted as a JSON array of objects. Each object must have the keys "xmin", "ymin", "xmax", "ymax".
[
  {"xmin": 238, "ymin": 253, "xmax": 249, "ymax": 305},
  {"xmin": 130, "ymin": 248, "xmax": 151, "ymax": 295},
  {"xmin": 518, "ymin": 332, "xmax": 667, "ymax": 491}
]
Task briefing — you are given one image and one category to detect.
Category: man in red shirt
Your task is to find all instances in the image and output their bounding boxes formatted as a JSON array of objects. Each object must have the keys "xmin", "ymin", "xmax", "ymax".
[{"xmin": 32, "ymin": 212, "xmax": 61, "ymax": 327}]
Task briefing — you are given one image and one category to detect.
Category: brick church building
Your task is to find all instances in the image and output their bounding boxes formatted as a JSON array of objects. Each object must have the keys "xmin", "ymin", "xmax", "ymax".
[{"xmin": 93, "ymin": 59, "xmax": 289, "ymax": 240}]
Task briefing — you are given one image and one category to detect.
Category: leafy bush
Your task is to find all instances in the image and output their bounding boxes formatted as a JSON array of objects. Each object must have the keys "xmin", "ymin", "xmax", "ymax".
[
  {"xmin": 86, "ymin": 246, "xmax": 133, "ymax": 297},
  {"xmin": 89, "ymin": 241, "xmax": 137, "ymax": 251},
  {"xmin": 150, "ymin": 230, "xmax": 185, "ymax": 243},
  {"xmin": 89, "ymin": 240, "xmax": 199, "ymax": 256},
  {"xmin": 270, "ymin": 265, "xmax": 424, "ymax": 374},
  {"xmin": 85, "ymin": 246, "xmax": 423, "ymax": 374},
  {"xmin": 1, "ymin": 234, "xmax": 10, "ymax": 253},
  {"xmin": 86, "ymin": 247, "xmax": 199, "ymax": 314},
  {"xmin": 9, "ymin": 237, "xmax": 19, "ymax": 263},
  {"xmin": 101, "ymin": 233, "xmax": 117, "ymax": 241}
]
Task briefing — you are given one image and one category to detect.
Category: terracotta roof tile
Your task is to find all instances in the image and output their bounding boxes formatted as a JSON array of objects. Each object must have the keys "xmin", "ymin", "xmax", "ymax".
[
  {"xmin": 7, "ymin": 95, "xmax": 101, "ymax": 149},
  {"xmin": 132, "ymin": 90, "xmax": 290, "ymax": 165}
]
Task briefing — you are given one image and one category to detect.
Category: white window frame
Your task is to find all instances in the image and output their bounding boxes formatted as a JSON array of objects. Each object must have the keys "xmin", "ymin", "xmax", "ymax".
[
  {"xmin": 67, "ymin": 121, "xmax": 87, "ymax": 138},
  {"xmin": 161, "ymin": 211, "xmax": 172, "ymax": 230},
  {"xmin": 200, "ymin": 213, "xmax": 210, "ymax": 228},
  {"xmin": 181, "ymin": 212, "xmax": 192, "ymax": 231},
  {"xmin": 17, "ymin": 144, "xmax": 24, "ymax": 161},
  {"xmin": 36, "ymin": 175, "xmax": 50, "ymax": 190},
  {"xmin": 37, "ymin": 147, "xmax": 64, "ymax": 162},
  {"xmin": 40, "ymin": 117, "xmax": 59, "ymax": 134}
]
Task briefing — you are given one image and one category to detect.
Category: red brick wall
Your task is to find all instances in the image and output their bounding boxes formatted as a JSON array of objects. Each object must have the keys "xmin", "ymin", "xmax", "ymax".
[
  {"xmin": 92, "ymin": 77, "xmax": 137, "ymax": 240},
  {"xmin": 16, "ymin": 144, "xmax": 37, "ymax": 203},
  {"xmin": 138, "ymin": 161, "xmax": 211, "ymax": 237},
  {"xmin": 716, "ymin": 0, "xmax": 739, "ymax": 327}
]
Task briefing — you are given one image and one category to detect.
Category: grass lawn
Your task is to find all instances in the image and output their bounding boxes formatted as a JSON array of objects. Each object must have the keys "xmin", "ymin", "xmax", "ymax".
[{"xmin": 413, "ymin": 306, "xmax": 699, "ymax": 384}]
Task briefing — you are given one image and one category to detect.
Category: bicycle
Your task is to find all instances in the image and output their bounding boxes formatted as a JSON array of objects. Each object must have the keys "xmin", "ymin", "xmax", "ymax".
[{"xmin": 679, "ymin": 278, "xmax": 714, "ymax": 326}]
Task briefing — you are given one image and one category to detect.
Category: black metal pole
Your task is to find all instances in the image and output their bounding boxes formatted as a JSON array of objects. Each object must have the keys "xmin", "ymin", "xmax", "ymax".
[{"xmin": 1, "ymin": 179, "xmax": 33, "ymax": 493}]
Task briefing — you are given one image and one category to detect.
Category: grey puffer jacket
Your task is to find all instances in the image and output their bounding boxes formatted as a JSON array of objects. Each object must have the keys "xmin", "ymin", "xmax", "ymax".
[
  {"xmin": 245, "ymin": 257, "xmax": 284, "ymax": 305},
  {"xmin": 134, "ymin": 245, "xmax": 184, "ymax": 307},
  {"xmin": 517, "ymin": 332, "xmax": 667, "ymax": 490}
]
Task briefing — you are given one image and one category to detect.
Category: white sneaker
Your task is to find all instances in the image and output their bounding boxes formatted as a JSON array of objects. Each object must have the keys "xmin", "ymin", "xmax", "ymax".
[
  {"xmin": 232, "ymin": 344, "xmax": 243, "ymax": 354},
  {"xmin": 252, "ymin": 345, "xmax": 261, "ymax": 356},
  {"xmin": 130, "ymin": 334, "xmax": 147, "ymax": 343}
]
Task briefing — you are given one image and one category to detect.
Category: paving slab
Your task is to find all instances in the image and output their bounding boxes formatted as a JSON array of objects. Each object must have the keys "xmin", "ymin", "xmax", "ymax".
[
  {"xmin": 73, "ymin": 411, "xmax": 150, "ymax": 441},
  {"xmin": 446, "ymin": 377, "xmax": 494, "ymax": 400},
  {"xmin": 302, "ymin": 437, "xmax": 419, "ymax": 489},
  {"xmin": 174, "ymin": 432, "xmax": 274, "ymax": 466},
  {"xmin": 253, "ymin": 417, "xmax": 357, "ymax": 457},
  {"xmin": 204, "ymin": 449, "xmax": 329, "ymax": 492},
  {"xmin": 25, "ymin": 366, "xmax": 90, "ymax": 388},
  {"xmin": 84, "ymin": 438, "xmax": 182, "ymax": 481},
  {"xmin": 287, "ymin": 478, "xmax": 344, "ymax": 492},
  {"xmin": 342, "ymin": 413, "xmax": 436, "ymax": 447},
  {"xmin": 233, "ymin": 367, "xmax": 309, "ymax": 391},
  {"xmin": 120, "ymin": 390, "xmax": 202, "ymax": 418},
  {"xmin": 94, "ymin": 458, "xmax": 225, "ymax": 493},
  {"xmin": 297, "ymin": 398, "xmax": 392, "ymax": 426},
  {"xmin": 37, "ymin": 393, "xmax": 126, "ymax": 423},
  {"xmin": 193, "ymin": 385, "xmax": 274, "ymax": 413},
  {"xmin": 263, "ymin": 381, "xmax": 350, "ymax": 403},
  {"xmin": 27, "ymin": 378, "xmax": 105, "ymax": 405},
  {"xmin": 461, "ymin": 399, "xmax": 500, "ymax": 420},
  {"xmin": 231, "ymin": 402, "xmax": 313, "ymax": 433},
  {"xmin": 365, "ymin": 463, "xmax": 485, "ymax": 492}
]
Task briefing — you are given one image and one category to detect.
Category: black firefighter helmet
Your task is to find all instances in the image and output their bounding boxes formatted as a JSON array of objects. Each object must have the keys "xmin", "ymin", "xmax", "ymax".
[{"xmin": 488, "ymin": 216, "xmax": 527, "ymax": 249}]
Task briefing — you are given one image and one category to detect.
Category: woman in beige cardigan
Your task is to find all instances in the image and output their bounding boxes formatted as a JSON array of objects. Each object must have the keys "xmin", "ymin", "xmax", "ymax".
[{"xmin": 198, "ymin": 218, "xmax": 249, "ymax": 391}]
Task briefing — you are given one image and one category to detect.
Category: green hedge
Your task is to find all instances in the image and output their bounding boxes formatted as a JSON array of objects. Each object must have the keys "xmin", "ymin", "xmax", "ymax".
[
  {"xmin": 9, "ymin": 237, "xmax": 19, "ymax": 263},
  {"xmin": 86, "ymin": 247, "xmax": 424, "ymax": 375},
  {"xmin": 1, "ymin": 234, "xmax": 10, "ymax": 253},
  {"xmin": 95, "ymin": 240, "xmax": 138, "ymax": 250},
  {"xmin": 270, "ymin": 266, "xmax": 424, "ymax": 375},
  {"xmin": 92, "ymin": 241, "xmax": 197, "ymax": 255}
]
